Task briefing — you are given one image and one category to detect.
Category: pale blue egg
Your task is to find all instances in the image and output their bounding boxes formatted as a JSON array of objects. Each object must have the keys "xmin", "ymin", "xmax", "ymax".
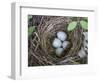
[
  {"xmin": 57, "ymin": 31, "xmax": 67, "ymax": 41},
  {"xmin": 55, "ymin": 48, "xmax": 64, "ymax": 56},
  {"xmin": 52, "ymin": 38, "xmax": 62, "ymax": 48}
]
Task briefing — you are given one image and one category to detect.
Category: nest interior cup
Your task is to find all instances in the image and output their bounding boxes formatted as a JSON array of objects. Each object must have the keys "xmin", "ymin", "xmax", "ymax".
[{"xmin": 28, "ymin": 15, "xmax": 88, "ymax": 66}]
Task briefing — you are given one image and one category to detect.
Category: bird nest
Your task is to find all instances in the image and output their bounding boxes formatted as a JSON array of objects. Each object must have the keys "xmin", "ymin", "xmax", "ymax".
[{"xmin": 28, "ymin": 16, "xmax": 87, "ymax": 66}]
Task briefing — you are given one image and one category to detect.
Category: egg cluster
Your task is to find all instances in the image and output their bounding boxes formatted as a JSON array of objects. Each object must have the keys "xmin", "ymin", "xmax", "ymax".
[{"xmin": 52, "ymin": 31, "xmax": 69, "ymax": 57}]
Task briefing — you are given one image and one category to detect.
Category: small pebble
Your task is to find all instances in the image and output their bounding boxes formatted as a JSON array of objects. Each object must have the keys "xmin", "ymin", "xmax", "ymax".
[{"xmin": 78, "ymin": 48, "xmax": 87, "ymax": 58}]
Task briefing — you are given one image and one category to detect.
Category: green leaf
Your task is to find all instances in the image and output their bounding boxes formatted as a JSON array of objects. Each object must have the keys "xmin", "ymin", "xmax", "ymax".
[
  {"xmin": 28, "ymin": 15, "xmax": 32, "ymax": 20},
  {"xmin": 83, "ymin": 17, "xmax": 88, "ymax": 21},
  {"xmin": 80, "ymin": 20, "xmax": 88, "ymax": 30},
  {"xmin": 67, "ymin": 21, "xmax": 77, "ymax": 31},
  {"xmin": 28, "ymin": 26, "xmax": 35, "ymax": 37}
]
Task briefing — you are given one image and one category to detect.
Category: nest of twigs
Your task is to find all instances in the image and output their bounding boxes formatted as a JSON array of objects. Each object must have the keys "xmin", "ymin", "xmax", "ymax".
[{"xmin": 28, "ymin": 16, "xmax": 87, "ymax": 66}]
